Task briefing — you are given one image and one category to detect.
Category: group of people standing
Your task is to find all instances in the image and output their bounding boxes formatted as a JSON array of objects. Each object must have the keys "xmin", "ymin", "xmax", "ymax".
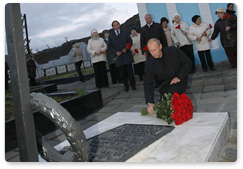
[{"xmin": 71, "ymin": 3, "xmax": 237, "ymax": 94}]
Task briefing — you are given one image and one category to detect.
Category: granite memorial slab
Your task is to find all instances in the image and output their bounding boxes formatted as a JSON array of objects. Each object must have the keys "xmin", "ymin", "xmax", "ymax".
[{"xmin": 40, "ymin": 112, "xmax": 230, "ymax": 162}]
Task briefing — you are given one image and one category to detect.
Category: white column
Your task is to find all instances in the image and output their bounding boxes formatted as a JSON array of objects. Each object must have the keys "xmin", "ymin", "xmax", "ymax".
[
  {"xmin": 166, "ymin": 3, "xmax": 178, "ymax": 24},
  {"xmin": 198, "ymin": 3, "xmax": 220, "ymax": 49},
  {"xmin": 137, "ymin": 3, "xmax": 148, "ymax": 27}
]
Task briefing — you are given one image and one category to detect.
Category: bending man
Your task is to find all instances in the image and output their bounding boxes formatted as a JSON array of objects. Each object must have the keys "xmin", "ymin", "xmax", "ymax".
[{"xmin": 143, "ymin": 38, "xmax": 192, "ymax": 114}]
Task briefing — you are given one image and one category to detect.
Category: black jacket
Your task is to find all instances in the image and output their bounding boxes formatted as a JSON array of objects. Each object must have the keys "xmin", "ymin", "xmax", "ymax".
[
  {"xmin": 108, "ymin": 29, "xmax": 134, "ymax": 67},
  {"xmin": 143, "ymin": 46, "xmax": 192, "ymax": 103},
  {"xmin": 140, "ymin": 22, "xmax": 168, "ymax": 54},
  {"xmin": 226, "ymin": 9, "xmax": 237, "ymax": 18},
  {"xmin": 211, "ymin": 14, "xmax": 237, "ymax": 48}
]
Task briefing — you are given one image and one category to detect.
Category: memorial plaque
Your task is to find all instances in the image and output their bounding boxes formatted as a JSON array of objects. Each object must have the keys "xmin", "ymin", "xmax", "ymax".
[
  {"xmin": 67, "ymin": 64, "xmax": 75, "ymax": 72},
  {"xmin": 46, "ymin": 67, "xmax": 56, "ymax": 76},
  {"xmin": 87, "ymin": 124, "xmax": 174, "ymax": 162},
  {"xmin": 57, "ymin": 65, "xmax": 67, "ymax": 74}
]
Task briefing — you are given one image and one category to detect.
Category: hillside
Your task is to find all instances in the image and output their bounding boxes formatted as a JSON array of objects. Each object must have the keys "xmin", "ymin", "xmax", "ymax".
[{"xmin": 34, "ymin": 13, "xmax": 140, "ymax": 64}]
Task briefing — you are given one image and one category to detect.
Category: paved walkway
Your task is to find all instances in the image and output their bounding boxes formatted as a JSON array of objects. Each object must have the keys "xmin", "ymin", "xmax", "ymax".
[{"xmin": 6, "ymin": 61, "xmax": 237, "ymax": 162}]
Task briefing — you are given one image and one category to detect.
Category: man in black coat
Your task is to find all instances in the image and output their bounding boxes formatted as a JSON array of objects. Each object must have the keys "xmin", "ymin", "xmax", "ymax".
[
  {"xmin": 143, "ymin": 38, "xmax": 192, "ymax": 114},
  {"xmin": 140, "ymin": 14, "xmax": 168, "ymax": 56},
  {"xmin": 226, "ymin": 3, "xmax": 237, "ymax": 18},
  {"xmin": 108, "ymin": 20, "xmax": 136, "ymax": 91},
  {"xmin": 209, "ymin": 7, "xmax": 237, "ymax": 68}
]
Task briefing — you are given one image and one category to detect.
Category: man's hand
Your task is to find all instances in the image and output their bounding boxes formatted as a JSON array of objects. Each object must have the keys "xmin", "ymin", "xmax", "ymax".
[
  {"xmin": 116, "ymin": 51, "xmax": 122, "ymax": 56},
  {"xmin": 175, "ymin": 42, "xmax": 180, "ymax": 46},
  {"xmin": 225, "ymin": 26, "xmax": 231, "ymax": 31},
  {"xmin": 147, "ymin": 103, "xmax": 155, "ymax": 114},
  {"xmin": 183, "ymin": 31, "xmax": 187, "ymax": 35},
  {"xmin": 170, "ymin": 77, "xmax": 181, "ymax": 85},
  {"xmin": 208, "ymin": 39, "xmax": 212, "ymax": 42},
  {"xmin": 122, "ymin": 48, "xmax": 127, "ymax": 53}
]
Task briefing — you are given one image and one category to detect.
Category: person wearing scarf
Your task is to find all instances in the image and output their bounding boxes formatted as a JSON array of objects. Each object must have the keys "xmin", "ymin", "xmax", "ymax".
[{"xmin": 87, "ymin": 29, "xmax": 109, "ymax": 88}]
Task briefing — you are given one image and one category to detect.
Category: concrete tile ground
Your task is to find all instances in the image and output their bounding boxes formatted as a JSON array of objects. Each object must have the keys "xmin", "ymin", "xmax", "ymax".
[{"xmin": 5, "ymin": 61, "xmax": 237, "ymax": 162}]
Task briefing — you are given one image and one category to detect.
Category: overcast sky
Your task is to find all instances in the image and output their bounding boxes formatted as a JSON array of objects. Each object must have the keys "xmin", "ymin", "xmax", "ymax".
[{"xmin": 17, "ymin": 3, "xmax": 138, "ymax": 53}]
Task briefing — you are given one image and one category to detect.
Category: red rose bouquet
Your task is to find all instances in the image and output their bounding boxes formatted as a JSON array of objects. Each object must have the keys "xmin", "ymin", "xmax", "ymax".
[
  {"xmin": 141, "ymin": 92, "xmax": 193, "ymax": 125},
  {"xmin": 223, "ymin": 13, "xmax": 231, "ymax": 40},
  {"xmin": 114, "ymin": 43, "xmax": 131, "ymax": 61}
]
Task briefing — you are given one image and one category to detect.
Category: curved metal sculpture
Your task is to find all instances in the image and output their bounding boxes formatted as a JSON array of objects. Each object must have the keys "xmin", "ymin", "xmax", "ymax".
[{"xmin": 30, "ymin": 92, "xmax": 90, "ymax": 162}]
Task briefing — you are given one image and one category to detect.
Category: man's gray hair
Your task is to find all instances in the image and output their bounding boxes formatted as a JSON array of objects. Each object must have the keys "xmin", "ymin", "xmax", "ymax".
[{"xmin": 147, "ymin": 38, "xmax": 161, "ymax": 47}]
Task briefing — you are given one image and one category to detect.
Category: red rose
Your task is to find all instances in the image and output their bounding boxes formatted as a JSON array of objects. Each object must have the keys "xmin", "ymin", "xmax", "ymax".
[
  {"xmin": 143, "ymin": 45, "xmax": 148, "ymax": 51},
  {"xmin": 209, "ymin": 24, "xmax": 212, "ymax": 29},
  {"xmin": 126, "ymin": 43, "xmax": 131, "ymax": 50},
  {"xmin": 134, "ymin": 49, "xmax": 139, "ymax": 53},
  {"xmin": 226, "ymin": 13, "xmax": 230, "ymax": 19},
  {"xmin": 175, "ymin": 24, "xmax": 181, "ymax": 29},
  {"xmin": 105, "ymin": 50, "xmax": 108, "ymax": 55}
]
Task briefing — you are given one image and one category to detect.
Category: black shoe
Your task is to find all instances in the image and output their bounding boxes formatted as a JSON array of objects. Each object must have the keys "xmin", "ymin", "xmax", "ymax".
[
  {"xmin": 112, "ymin": 82, "xmax": 117, "ymax": 84},
  {"xmin": 210, "ymin": 67, "xmax": 216, "ymax": 71},
  {"xmin": 124, "ymin": 88, "xmax": 129, "ymax": 92},
  {"xmin": 132, "ymin": 87, "xmax": 136, "ymax": 91},
  {"xmin": 191, "ymin": 69, "xmax": 196, "ymax": 74},
  {"xmin": 231, "ymin": 65, "xmax": 237, "ymax": 69},
  {"xmin": 203, "ymin": 69, "xmax": 207, "ymax": 72}
]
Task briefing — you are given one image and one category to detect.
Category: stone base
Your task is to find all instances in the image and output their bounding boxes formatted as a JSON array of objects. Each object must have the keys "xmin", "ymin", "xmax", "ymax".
[{"xmin": 41, "ymin": 112, "xmax": 230, "ymax": 162}]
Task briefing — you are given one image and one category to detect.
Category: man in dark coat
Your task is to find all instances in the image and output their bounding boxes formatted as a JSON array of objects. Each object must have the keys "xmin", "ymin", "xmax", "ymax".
[
  {"xmin": 108, "ymin": 20, "xmax": 136, "ymax": 91},
  {"xmin": 143, "ymin": 38, "xmax": 192, "ymax": 114},
  {"xmin": 209, "ymin": 7, "xmax": 237, "ymax": 68},
  {"xmin": 140, "ymin": 14, "xmax": 168, "ymax": 56},
  {"xmin": 226, "ymin": 3, "xmax": 237, "ymax": 18},
  {"xmin": 103, "ymin": 30, "xmax": 121, "ymax": 84},
  {"xmin": 27, "ymin": 54, "xmax": 37, "ymax": 86}
]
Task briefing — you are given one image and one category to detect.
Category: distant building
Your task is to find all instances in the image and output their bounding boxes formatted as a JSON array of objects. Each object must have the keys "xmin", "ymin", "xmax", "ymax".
[{"xmin": 137, "ymin": 3, "xmax": 237, "ymax": 64}]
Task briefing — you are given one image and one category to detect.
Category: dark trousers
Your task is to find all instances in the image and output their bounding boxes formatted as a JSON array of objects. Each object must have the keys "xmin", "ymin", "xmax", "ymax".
[
  {"xmin": 180, "ymin": 45, "xmax": 196, "ymax": 71},
  {"xmin": 198, "ymin": 50, "xmax": 215, "ymax": 70},
  {"xmin": 160, "ymin": 80, "xmax": 188, "ymax": 99},
  {"xmin": 118, "ymin": 64, "xmax": 136, "ymax": 90},
  {"xmin": 134, "ymin": 62, "xmax": 145, "ymax": 81},
  {"xmin": 224, "ymin": 45, "xmax": 237, "ymax": 67},
  {"xmin": 93, "ymin": 61, "xmax": 109, "ymax": 88},
  {"xmin": 75, "ymin": 60, "xmax": 85, "ymax": 81},
  {"xmin": 109, "ymin": 63, "xmax": 121, "ymax": 84}
]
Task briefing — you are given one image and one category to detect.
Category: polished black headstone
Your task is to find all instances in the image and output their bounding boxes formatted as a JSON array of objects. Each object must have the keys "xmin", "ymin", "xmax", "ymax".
[{"xmin": 87, "ymin": 124, "xmax": 174, "ymax": 162}]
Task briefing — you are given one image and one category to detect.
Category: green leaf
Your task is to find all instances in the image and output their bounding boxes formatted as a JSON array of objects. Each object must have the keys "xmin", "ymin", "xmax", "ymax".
[{"xmin": 141, "ymin": 108, "xmax": 149, "ymax": 115}]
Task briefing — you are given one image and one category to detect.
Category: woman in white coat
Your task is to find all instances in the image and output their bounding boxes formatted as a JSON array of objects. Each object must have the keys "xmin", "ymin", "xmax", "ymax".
[
  {"xmin": 87, "ymin": 29, "xmax": 109, "ymax": 88},
  {"xmin": 130, "ymin": 26, "xmax": 146, "ymax": 81},
  {"xmin": 171, "ymin": 13, "xmax": 196, "ymax": 73},
  {"xmin": 189, "ymin": 15, "xmax": 216, "ymax": 72}
]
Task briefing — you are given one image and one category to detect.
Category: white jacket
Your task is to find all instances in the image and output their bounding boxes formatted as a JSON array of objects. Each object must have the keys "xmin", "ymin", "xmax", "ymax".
[
  {"xmin": 71, "ymin": 43, "xmax": 83, "ymax": 62},
  {"xmin": 87, "ymin": 37, "xmax": 107, "ymax": 64},
  {"xmin": 188, "ymin": 22, "xmax": 211, "ymax": 51},
  {"xmin": 130, "ymin": 33, "xmax": 146, "ymax": 64},
  {"xmin": 171, "ymin": 21, "xmax": 192, "ymax": 47}
]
